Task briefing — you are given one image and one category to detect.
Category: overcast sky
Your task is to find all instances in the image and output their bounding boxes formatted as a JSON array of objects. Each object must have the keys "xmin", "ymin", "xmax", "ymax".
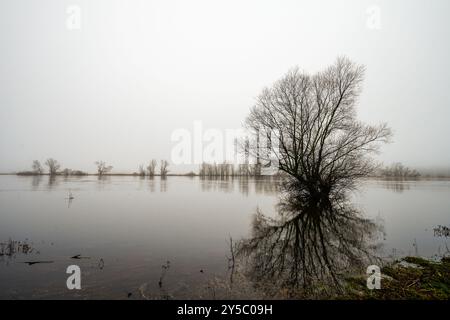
[{"xmin": 1, "ymin": 0, "xmax": 449, "ymax": 173}]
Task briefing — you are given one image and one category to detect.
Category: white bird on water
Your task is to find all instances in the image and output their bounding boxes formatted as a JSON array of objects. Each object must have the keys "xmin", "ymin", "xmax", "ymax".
[{"xmin": 68, "ymin": 189, "xmax": 74, "ymax": 200}]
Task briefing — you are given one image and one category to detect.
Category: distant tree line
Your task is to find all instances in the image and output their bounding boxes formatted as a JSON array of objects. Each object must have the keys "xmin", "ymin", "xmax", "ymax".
[
  {"xmin": 16, "ymin": 158, "xmax": 285, "ymax": 178},
  {"xmin": 16, "ymin": 159, "xmax": 424, "ymax": 180},
  {"xmin": 17, "ymin": 158, "xmax": 88, "ymax": 176},
  {"xmin": 136, "ymin": 159, "xmax": 169, "ymax": 177},
  {"xmin": 199, "ymin": 162, "xmax": 262, "ymax": 178},
  {"xmin": 379, "ymin": 162, "xmax": 420, "ymax": 178},
  {"xmin": 16, "ymin": 158, "xmax": 272, "ymax": 177}
]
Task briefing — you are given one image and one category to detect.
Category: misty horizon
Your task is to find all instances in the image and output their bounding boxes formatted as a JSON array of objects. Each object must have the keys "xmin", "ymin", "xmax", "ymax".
[{"xmin": 1, "ymin": 0, "xmax": 450, "ymax": 173}]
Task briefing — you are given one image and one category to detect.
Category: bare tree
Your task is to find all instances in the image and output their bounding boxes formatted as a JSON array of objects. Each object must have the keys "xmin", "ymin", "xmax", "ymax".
[
  {"xmin": 138, "ymin": 164, "xmax": 146, "ymax": 176},
  {"xmin": 45, "ymin": 158, "xmax": 61, "ymax": 175},
  {"xmin": 160, "ymin": 160, "xmax": 169, "ymax": 177},
  {"xmin": 31, "ymin": 160, "xmax": 43, "ymax": 174},
  {"xmin": 245, "ymin": 56, "xmax": 392, "ymax": 201},
  {"xmin": 95, "ymin": 161, "xmax": 113, "ymax": 176},
  {"xmin": 147, "ymin": 159, "xmax": 157, "ymax": 176},
  {"xmin": 235, "ymin": 57, "xmax": 391, "ymax": 295}
]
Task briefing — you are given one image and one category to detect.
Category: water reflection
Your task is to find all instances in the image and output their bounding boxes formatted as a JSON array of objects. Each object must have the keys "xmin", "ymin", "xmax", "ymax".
[
  {"xmin": 238, "ymin": 177, "xmax": 250, "ymax": 196},
  {"xmin": 254, "ymin": 177, "xmax": 280, "ymax": 194},
  {"xmin": 160, "ymin": 177, "xmax": 167, "ymax": 192},
  {"xmin": 199, "ymin": 177, "xmax": 280, "ymax": 195},
  {"xmin": 2, "ymin": 175, "xmax": 449, "ymax": 299},
  {"xmin": 379, "ymin": 179, "xmax": 412, "ymax": 193},
  {"xmin": 96, "ymin": 175, "xmax": 111, "ymax": 190},
  {"xmin": 148, "ymin": 177, "xmax": 156, "ymax": 192},
  {"xmin": 31, "ymin": 175, "xmax": 42, "ymax": 189},
  {"xmin": 236, "ymin": 182, "xmax": 383, "ymax": 297},
  {"xmin": 200, "ymin": 177, "xmax": 235, "ymax": 193},
  {"xmin": 47, "ymin": 175, "xmax": 57, "ymax": 189}
]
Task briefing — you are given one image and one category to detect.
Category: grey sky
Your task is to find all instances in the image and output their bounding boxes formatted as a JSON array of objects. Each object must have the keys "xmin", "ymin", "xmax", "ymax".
[{"xmin": 1, "ymin": 0, "xmax": 449, "ymax": 173}]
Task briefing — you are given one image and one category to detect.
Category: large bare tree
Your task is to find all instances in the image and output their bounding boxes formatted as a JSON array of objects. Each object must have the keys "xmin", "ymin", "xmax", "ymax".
[
  {"xmin": 246, "ymin": 57, "xmax": 391, "ymax": 202},
  {"xmin": 236, "ymin": 57, "xmax": 390, "ymax": 295}
]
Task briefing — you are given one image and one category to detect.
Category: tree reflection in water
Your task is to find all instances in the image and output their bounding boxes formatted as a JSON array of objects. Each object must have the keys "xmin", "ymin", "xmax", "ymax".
[{"xmin": 236, "ymin": 179, "xmax": 384, "ymax": 297}]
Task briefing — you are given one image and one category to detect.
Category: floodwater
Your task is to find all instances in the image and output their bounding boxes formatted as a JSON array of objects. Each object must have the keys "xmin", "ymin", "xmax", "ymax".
[{"xmin": 0, "ymin": 175, "xmax": 449, "ymax": 299}]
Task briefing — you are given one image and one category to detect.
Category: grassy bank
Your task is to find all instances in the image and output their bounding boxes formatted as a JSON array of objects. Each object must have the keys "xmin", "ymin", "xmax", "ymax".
[{"xmin": 344, "ymin": 257, "xmax": 450, "ymax": 300}]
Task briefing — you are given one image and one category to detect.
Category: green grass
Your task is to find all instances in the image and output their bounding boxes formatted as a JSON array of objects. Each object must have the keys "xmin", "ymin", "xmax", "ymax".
[{"xmin": 343, "ymin": 257, "xmax": 450, "ymax": 300}]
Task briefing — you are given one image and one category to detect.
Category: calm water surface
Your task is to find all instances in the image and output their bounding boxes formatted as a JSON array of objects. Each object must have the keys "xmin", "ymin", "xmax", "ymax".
[{"xmin": 0, "ymin": 175, "xmax": 449, "ymax": 299}]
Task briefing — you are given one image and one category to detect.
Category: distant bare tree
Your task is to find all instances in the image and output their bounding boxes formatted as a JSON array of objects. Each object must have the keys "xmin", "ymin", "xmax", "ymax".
[
  {"xmin": 245, "ymin": 56, "xmax": 392, "ymax": 200},
  {"xmin": 160, "ymin": 160, "xmax": 169, "ymax": 177},
  {"xmin": 95, "ymin": 161, "xmax": 113, "ymax": 176},
  {"xmin": 147, "ymin": 159, "xmax": 157, "ymax": 176},
  {"xmin": 45, "ymin": 158, "xmax": 61, "ymax": 175},
  {"xmin": 31, "ymin": 160, "xmax": 43, "ymax": 174},
  {"xmin": 138, "ymin": 164, "xmax": 146, "ymax": 176}
]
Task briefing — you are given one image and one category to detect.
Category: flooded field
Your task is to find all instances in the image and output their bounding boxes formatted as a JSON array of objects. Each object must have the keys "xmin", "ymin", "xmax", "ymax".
[{"xmin": 0, "ymin": 176, "xmax": 449, "ymax": 299}]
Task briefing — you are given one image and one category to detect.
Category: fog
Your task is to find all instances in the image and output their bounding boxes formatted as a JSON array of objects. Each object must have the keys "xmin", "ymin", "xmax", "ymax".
[{"xmin": 1, "ymin": 0, "xmax": 449, "ymax": 173}]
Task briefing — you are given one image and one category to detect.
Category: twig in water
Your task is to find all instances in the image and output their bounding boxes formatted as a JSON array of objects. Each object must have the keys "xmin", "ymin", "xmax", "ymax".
[
  {"xmin": 413, "ymin": 239, "xmax": 419, "ymax": 256},
  {"xmin": 71, "ymin": 254, "xmax": 90, "ymax": 259},
  {"xmin": 158, "ymin": 260, "xmax": 170, "ymax": 288},
  {"xmin": 21, "ymin": 261, "xmax": 54, "ymax": 265},
  {"xmin": 226, "ymin": 236, "xmax": 236, "ymax": 287}
]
